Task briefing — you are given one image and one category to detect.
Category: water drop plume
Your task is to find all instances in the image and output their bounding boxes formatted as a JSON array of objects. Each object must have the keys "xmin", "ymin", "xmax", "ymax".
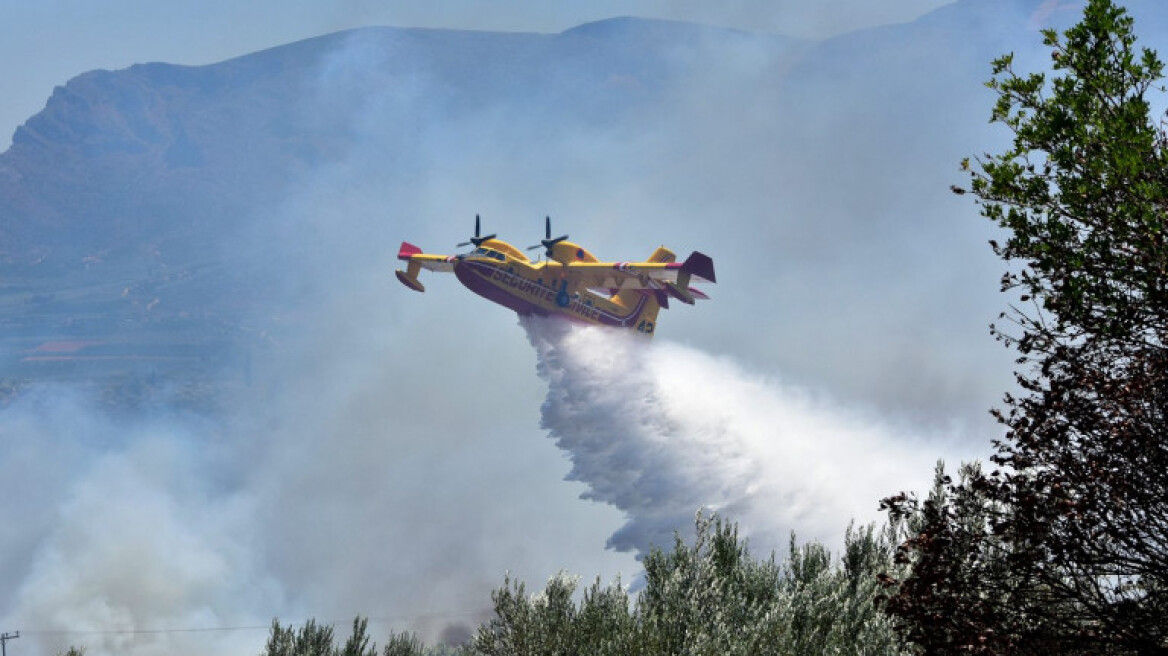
[{"xmin": 523, "ymin": 315, "xmax": 937, "ymax": 558}]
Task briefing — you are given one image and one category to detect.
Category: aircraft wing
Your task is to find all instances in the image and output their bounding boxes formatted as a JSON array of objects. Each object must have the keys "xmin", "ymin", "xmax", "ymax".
[
  {"xmin": 566, "ymin": 251, "xmax": 715, "ymax": 304},
  {"xmin": 395, "ymin": 241, "xmax": 455, "ymax": 292},
  {"xmin": 398, "ymin": 242, "xmax": 456, "ymax": 272}
]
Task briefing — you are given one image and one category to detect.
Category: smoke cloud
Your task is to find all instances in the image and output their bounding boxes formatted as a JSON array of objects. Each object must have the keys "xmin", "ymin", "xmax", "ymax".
[
  {"xmin": 0, "ymin": 331, "xmax": 634, "ymax": 655},
  {"xmin": 0, "ymin": 392, "xmax": 276, "ymax": 655},
  {"xmin": 0, "ymin": 312, "xmax": 973, "ymax": 655},
  {"xmin": 0, "ymin": 8, "xmax": 1040, "ymax": 654}
]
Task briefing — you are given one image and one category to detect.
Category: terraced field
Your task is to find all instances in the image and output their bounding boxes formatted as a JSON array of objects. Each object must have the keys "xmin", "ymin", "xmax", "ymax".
[{"xmin": 0, "ymin": 258, "xmax": 265, "ymax": 410}]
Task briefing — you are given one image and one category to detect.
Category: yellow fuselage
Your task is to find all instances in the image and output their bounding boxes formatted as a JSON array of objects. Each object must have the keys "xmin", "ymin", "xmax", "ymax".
[{"xmin": 453, "ymin": 240, "xmax": 658, "ymax": 333}]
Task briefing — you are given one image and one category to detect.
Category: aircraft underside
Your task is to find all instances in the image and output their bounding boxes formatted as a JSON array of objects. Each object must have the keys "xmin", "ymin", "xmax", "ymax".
[{"xmin": 454, "ymin": 260, "xmax": 650, "ymax": 329}]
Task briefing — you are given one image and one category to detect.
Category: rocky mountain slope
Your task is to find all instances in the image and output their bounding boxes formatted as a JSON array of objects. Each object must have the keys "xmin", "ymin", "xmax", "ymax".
[{"xmin": 4, "ymin": 0, "xmax": 1165, "ymax": 409}]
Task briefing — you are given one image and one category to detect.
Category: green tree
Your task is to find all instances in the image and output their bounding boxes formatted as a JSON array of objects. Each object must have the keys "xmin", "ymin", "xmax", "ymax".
[
  {"xmin": 473, "ymin": 512, "xmax": 908, "ymax": 655},
  {"xmin": 381, "ymin": 630, "xmax": 430, "ymax": 656},
  {"xmin": 339, "ymin": 617, "xmax": 379, "ymax": 656},
  {"xmin": 883, "ymin": 0, "xmax": 1168, "ymax": 652},
  {"xmin": 881, "ymin": 462, "xmax": 1047, "ymax": 653},
  {"xmin": 260, "ymin": 617, "xmax": 439, "ymax": 656},
  {"xmin": 263, "ymin": 618, "xmax": 336, "ymax": 656},
  {"xmin": 252, "ymin": 515, "xmax": 905, "ymax": 656},
  {"xmin": 475, "ymin": 572, "xmax": 636, "ymax": 656}
]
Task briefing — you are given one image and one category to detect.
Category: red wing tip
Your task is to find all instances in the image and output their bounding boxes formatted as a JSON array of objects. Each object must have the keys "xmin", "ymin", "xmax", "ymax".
[{"xmin": 398, "ymin": 241, "xmax": 423, "ymax": 260}]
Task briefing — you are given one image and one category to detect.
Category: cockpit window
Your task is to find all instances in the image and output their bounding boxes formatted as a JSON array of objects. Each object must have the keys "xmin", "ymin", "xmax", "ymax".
[{"xmin": 471, "ymin": 247, "xmax": 507, "ymax": 262}]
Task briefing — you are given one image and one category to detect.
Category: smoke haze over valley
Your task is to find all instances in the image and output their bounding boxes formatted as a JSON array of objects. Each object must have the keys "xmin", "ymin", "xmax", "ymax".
[{"xmin": 6, "ymin": 1, "xmax": 1168, "ymax": 653}]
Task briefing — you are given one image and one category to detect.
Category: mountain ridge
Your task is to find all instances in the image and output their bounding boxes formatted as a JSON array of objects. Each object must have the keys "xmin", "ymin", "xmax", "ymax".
[
  {"xmin": 0, "ymin": 18, "xmax": 803, "ymax": 266},
  {"xmin": 4, "ymin": 2, "xmax": 1167, "ymax": 409}
]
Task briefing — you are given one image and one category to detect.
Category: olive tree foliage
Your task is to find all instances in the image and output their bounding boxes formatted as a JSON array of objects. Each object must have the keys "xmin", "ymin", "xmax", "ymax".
[
  {"xmin": 250, "ymin": 513, "xmax": 904, "ymax": 656},
  {"xmin": 261, "ymin": 616, "xmax": 448, "ymax": 656},
  {"xmin": 472, "ymin": 512, "xmax": 909, "ymax": 656},
  {"xmin": 474, "ymin": 573, "xmax": 635, "ymax": 656},
  {"xmin": 882, "ymin": 1, "xmax": 1168, "ymax": 653}
]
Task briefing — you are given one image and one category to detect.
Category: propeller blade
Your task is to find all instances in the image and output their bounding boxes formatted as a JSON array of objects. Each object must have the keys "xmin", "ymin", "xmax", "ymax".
[
  {"xmin": 538, "ymin": 216, "xmax": 569, "ymax": 255},
  {"xmin": 526, "ymin": 216, "xmax": 569, "ymax": 257},
  {"xmin": 460, "ymin": 214, "xmax": 496, "ymax": 248}
]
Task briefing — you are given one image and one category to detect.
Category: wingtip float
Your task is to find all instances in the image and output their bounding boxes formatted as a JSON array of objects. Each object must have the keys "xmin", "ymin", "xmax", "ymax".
[{"xmin": 395, "ymin": 216, "xmax": 715, "ymax": 336}]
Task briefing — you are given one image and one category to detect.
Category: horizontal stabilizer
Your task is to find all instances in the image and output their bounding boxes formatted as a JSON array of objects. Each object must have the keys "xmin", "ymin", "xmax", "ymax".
[{"xmin": 664, "ymin": 281, "xmax": 695, "ymax": 305}]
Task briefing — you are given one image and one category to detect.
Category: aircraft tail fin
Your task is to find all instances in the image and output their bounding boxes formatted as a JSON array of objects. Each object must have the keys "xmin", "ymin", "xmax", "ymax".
[
  {"xmin": 613, "ymin": 247, "xmax": 675, "ymax": 308},
  {"xmin": 681, "ymin": 250, "xmax": 716, "ymax": 284},
  {"xmin": 660, "ymin": 250, "xmax": 715, "ymax": 305},
  {"xmin": 613, "ymin": 247, "xmax": 676, "ymax": 336}
]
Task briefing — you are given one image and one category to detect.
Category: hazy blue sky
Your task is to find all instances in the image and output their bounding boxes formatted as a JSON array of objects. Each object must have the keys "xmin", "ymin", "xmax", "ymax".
[{"xmin": 0, "ymin": 0, "xmax": 953, "ymax": 148}]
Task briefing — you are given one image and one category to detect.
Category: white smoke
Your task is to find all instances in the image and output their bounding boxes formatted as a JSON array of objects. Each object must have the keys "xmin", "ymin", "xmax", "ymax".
[
  {"xmin": 0, "ymin": 392, "xmax": 277, "ymax": 656},
  {"xmin": 0, "ymin": 361, "xmax": 628, "ymax": 655},
  {"xmin": 525, "ymin": 315, "xmax": 950, "ymax": 558},
  {"xmin": 0, "ymin": 310, "xmax": 971, "ymax": 656},
  {"xmin": 0, "ymin": 10, "xmax": 1019, "ymax": 653}
]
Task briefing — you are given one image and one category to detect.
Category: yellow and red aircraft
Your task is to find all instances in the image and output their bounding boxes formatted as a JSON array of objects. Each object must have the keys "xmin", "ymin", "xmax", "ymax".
[{"xmin": 396, "ymin": 216, "xmax": 715, "ymax": 335}]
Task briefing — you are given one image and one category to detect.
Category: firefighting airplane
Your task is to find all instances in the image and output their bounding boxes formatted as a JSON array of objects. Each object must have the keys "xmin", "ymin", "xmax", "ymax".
[{"xmin": 395, "ymin": 216, "xmax": 715, "ymax": 335}]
